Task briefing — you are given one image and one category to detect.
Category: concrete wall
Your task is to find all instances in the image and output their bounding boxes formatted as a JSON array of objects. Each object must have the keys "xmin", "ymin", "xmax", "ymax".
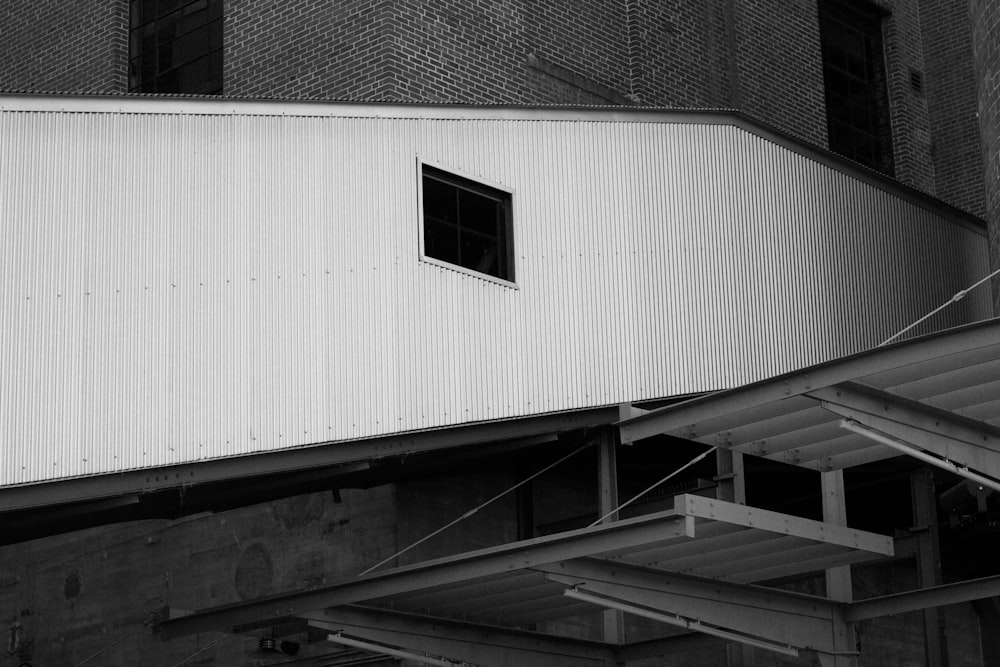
[{"xmin": 1, "ymin": 485, "xmax": 400, "ymax": 666}]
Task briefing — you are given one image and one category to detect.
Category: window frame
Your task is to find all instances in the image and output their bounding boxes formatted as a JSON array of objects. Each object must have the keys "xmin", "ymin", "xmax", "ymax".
[
  {"xmin": 417, "ymin": 160, "xmax": 517, "ymax": 288},
  {"xmin": 818, "ymin": 0, "xmax": 894, "ymax": 175}
]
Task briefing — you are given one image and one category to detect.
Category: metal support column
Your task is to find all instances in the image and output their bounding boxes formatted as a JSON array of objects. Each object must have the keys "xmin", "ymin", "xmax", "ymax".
[
  {"xmin": 717, "ymin": 448, "xmax": 748, "ymax": 666},
  {"xmin": 597, "ymin": 427, "xmax": 624, "ymax": 654},
  {"xmin": 715, "ymin": 449, "xmax": 746, "ymax": 504},
  {"xmin": 911, "ymin": 467, "xmax": 947, "ymax": 667},
  {"xmin": 820, "ymin": 470, "xmax": 858, "ymax": 667}
]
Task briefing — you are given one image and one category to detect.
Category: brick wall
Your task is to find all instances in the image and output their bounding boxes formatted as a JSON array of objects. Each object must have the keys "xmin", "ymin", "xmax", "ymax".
[
  {"xmin": 0, "ymin": 0, "xmax": 127, "ymax": 93},
  {"xmin": 383, "ymin": 0, "xmax": 633, "ymax": 105},
  {"xmin": 876, "ymin": 0, "xmax": 938, "ymax": 194},
  {"xmin": 224, "ymin": 0, "xmax": 397, "ymax": 100},
  {"xmin": 734, "ymin": 0, "xmax": 829, "ymax": 148},
  {"xmin": 625, "ymin": 0, "xmax": 722, "ymax": 107},
  {"xmin": 921, "ymin": 1, "xmax": 987, "ymax": 217},
  {"xmin": 970, "ymin": 0, "xmax": 1000, "ymax": 312}
]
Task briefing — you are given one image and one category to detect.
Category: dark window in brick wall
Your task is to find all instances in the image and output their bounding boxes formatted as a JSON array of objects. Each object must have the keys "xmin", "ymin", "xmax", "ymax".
[
  {"xmin": 819, "ymin": 0, "xmax": 893, "ymax": 175},
  {"xmin": 129, "ymin": 0, "xmax": 223, "ymax": 94},
  {"xmin": 422, "ymin": 166, "xmax": 513, "ymax": 282}
]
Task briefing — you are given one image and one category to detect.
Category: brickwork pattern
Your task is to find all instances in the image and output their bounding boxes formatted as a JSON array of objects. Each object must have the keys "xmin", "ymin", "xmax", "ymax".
[
  {"xmin": 920, "ymin": 1, "xmax": 987, "ymax": 217},
  {"xmin": 970, "ymin": 0, "xmax": 1000, "ymax": 312},
  {"xmin": 383, "ymin": 0, "xmax": 635, "ymax": 105},
  {"xmin": 387, "ymin": 0, "xmax": 532, "ymax": 103},
  {"xmin": 734, "ymin": 0, "xmax": 829, "ymax": 148},
  {"xmin": 0, "ymin": 0, "xmax": 127, "ymax": 93},
  {"xmin": 625, "ymin": 0, "xmax": 718, "ymax": 108},
  {"xmin": 224, "ymin": 0, "xmax": 396, "ymax": 100},
  {"xmin": 878, "ymin": 0, "xmax": 938, "ymax": 194}
]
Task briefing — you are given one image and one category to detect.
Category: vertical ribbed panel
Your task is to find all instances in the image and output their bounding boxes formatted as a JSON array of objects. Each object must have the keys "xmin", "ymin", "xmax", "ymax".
[{"xmin": 0, "ymin": 107, "xmax": 990, "ymax": 485}]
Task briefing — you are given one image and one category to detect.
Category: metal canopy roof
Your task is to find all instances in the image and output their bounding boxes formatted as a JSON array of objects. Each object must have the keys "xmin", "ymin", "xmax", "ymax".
[
  {"xmin": 153, "ymin": 320, "xmax": 1000, "ymax": 664},
  {"xmin": 359, "ymin": 494, "xmax": 892, "ymax": 627},
  {"xmin": 160, "ymin": 494, "xmax": 892, "ymax": 640},
  {"xmin": 619, "ymin": 318, "xmax": 1000, "ymax": 474}
]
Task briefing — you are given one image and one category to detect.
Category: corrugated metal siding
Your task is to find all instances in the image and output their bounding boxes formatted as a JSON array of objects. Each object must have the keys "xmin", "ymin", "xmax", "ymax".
[{"xmin": 0, "ymin": 105, "xmax": 990, "ymax": 485}]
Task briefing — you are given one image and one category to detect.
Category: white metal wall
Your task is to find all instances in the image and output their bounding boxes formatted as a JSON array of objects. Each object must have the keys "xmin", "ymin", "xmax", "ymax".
[{"xmin": 0, "ymin": 99, "xmax": 990, "ymax": 485}]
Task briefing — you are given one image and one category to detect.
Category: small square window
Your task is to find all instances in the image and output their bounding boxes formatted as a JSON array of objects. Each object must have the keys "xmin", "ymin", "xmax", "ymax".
[{"xmin": 421, "ymin": 165, "xmax": 514, "ymax": 282}]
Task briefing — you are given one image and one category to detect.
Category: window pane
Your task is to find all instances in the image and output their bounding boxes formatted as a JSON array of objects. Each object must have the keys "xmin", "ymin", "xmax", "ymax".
[
  {"xmin": 459, "ymin": 232, "xmax": 500, "ymax": 277},
  {"xmin": 172, "ymin": 25, "xmax": 210, "ymax": 67},
  {"xmin": 423, "ymin": 177, "xmax": 457, "ymax": 223},
  {"xmin": 209, "ymin": 18, "xmax": 223, "ymax": 51},
  {"xmin": 130, "ymin": 1, "xmax": 143, "ymax": 28},
  {"xmin": 178, "ymin": 10, "xmax": 208, "ymax": 35},
  {"xmin": 155, "ymin": 69, "xmax": 179, "ymax": 92},
  {"xmin": 131, "ymin": 0, "xmax": 221, "ymax": 94},
  {"xmin": 157, "ymin": 14, "xmax": 179, "ymax": 44},
  {"xmin": 421, "ymin": 167, "xmax": 512, "ymax": 281},
  {"xmin": 142, "ymin": 0, "xmax": 157, "ymax": 23},
  {"xmin": 458, "ymin": 189, "xmax": 499, "ymax": 237},
  {"xmin": 157, "ymin": 0, "xmax": 183, "ymax": 18},
  {"xmin": 177, "ymin": 55, "xmax": 211, "ymax": 90},
  {"xmin": 425, "ymin": 218, "xmax": 459, "ymax": 265}
]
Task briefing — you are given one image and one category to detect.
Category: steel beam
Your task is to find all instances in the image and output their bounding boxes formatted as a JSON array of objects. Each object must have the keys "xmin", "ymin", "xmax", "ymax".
[
  {"xmin": 538, "ymin": 558, "xmax": 844, "ymax": 654},
  {"xmin": 2, "ymin": 406, "xmax": 619, "ymax": 512},
  {"xmin": 844, "ymin": 575, "xmax": 1000, "ymax": 622},
  {"xmin": 303, "ymin": 607, "xmax": 615, "ymax": 667},
  {"xmin": 681, "ymin": 494, "xmax": 894, "ymax": 556}
]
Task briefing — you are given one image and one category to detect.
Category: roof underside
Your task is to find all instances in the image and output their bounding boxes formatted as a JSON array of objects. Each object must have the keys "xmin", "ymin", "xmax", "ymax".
[{"xmin": 619, "ymin": 318, "xmax": 1000, "ymax": 473}]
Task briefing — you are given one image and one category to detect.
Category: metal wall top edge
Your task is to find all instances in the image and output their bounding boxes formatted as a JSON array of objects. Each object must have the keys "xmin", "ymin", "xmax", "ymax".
[{"xmin": 0, "ymin": 92, "xmax": 983, "ymax": 232}]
